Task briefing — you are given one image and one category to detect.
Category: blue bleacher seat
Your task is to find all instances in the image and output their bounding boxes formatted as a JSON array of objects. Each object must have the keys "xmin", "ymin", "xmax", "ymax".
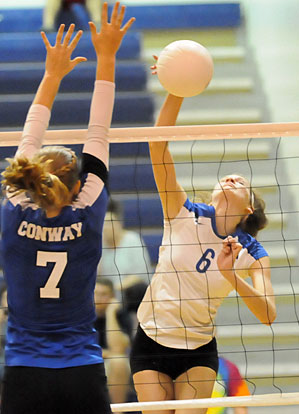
[
  {"xmin": 0, "ymin": 93, "xmax": 155, "ymax": 127},
  {"xmin": 122, "ymin": 3, "xmax": 241, "ymax": 30},
  {"xmin": 122, "ymin": 198, "xmax": 163, "ymax": 229},
  {"xmin": 0, "ymin": 4, "xmax": 241, "ymax": 33},
  {"xmin": 0, "ymin": 62, "xmax": 147, "ymax": 94},
  {"xmin": 110, "ymin": 142, "xmax": 149, "ymax": 158},
  {"xmin": 109, "ymin": 163, "xmax": 156, "ymax": 193},
  {"xmin": 0, "ymin": 32, "xmax": 141, "ymax": 62}
]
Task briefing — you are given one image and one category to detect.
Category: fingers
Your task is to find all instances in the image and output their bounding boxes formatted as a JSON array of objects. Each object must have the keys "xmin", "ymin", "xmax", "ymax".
[
  {"xmin": 101, "ymin": 1, "xmax": 109, "ymax": 26},
  {"xmin": 222, "ymin": 236, "xmax": 242, "ymax": 258},
  {"xmin": 40, "ymin": 31, "xmax": 51, "ymax": 50},
  {"xmin": 68, "ymin": 29, "xmax": 83, "ymax": 52},
  {"xmin": 55, "ymin": 24, "xmax": 65, "ymax": 46},
  {"xmin": 111, "ymin": 1, "xmax": 120, "ymax": 25},
  {"xmin": 89, "ymin": 21, "xmax": 97, "ymax": 36},
  {"xmin": 117, "ymin": 4, "xmax": 126, "ymax": 26},
  {"xmin": 71, "ymin": 56, "xmax": 88, "ymax": 69},
  {"xmin": 121, "ymin": 16, "xmax": 135, "ymax": 33},
  {"xmin": 63, "ymin": 23, "xmax": 75, "ymax": 47}
]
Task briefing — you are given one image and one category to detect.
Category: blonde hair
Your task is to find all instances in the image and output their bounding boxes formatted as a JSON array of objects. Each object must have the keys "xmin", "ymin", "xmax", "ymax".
[{"xmin": 1, "ymin": 146, "xmax": 79, "ymax": 210}]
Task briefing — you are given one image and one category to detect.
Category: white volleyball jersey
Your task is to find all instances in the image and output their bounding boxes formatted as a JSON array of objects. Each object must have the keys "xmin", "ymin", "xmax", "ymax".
[{"xmin": 138, "ymin": 199, "xmax": 268, "ymax": 349}]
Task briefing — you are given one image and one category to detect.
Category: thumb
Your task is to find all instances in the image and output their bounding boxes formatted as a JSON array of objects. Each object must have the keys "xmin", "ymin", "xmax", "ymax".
[
  {"xmin": 71, "ymin": 56, "xmax": 88, "ymax": 68},
  {"xmin": 89, "ymin": 21, "xmax": 97, "ymax": 38}
]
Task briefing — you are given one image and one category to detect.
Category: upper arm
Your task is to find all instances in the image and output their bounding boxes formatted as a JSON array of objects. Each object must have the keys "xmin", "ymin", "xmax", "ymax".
[{"xmin": 83, "ymin": 81, "xmax": 115, "ymax": 168}]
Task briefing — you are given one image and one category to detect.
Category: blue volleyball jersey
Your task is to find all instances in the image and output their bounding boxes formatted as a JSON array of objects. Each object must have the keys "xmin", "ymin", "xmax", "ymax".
[{"xmin": 1, "ymin": 80, "xmax": 115, "ymax": 368}]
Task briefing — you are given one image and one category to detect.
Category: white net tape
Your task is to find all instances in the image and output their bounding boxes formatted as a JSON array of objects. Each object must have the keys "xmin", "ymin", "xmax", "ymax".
[
  {"xmin": 111, "ymin": 392, "xmax": 299, "ymax": 412},
  {"xmin": 1, "ymin": 121, "xmax": 299, "ymax": 145}
]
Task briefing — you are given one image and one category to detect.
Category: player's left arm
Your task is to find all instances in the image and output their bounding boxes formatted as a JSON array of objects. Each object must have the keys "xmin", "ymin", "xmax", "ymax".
[
  {"xmin": 248, "ymin": 256, "xmax": 276, "ymax": 324},
  {"xmin": 218, "ymin": 238, "xmax": 276, "ymax": 325}
]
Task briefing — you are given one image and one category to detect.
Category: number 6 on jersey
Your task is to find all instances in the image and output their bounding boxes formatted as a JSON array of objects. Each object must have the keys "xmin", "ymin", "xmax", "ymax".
[{"xmin": 37, "ymin": 251, "xmax": 68, "ymax": 298}]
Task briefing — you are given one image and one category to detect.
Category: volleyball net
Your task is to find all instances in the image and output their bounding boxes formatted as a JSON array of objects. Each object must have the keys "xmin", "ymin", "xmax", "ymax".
[{"xmin": 0, "ymin": 121, "xmax": 299, "ymax": 412}]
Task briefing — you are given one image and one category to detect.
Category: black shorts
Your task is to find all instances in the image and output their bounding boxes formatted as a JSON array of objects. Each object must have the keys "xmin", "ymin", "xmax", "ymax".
[
  {"xmin": 130, "ymin": 325, "xmax": 219, "ymax": 380},
  {"xmin": 1, "ymin": 363, "xmax": 112, "ymax": 414}
]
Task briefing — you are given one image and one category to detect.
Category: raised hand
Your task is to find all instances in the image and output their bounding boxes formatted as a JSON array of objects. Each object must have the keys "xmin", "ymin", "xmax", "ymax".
[
  {"xmin": 41, "ymin": 24, "xmax": 87, "ymax": 80},
  {"xmin": 217, "ymin": 235, "xmax": 243, "ymax": 279},
  {"xmin": 89, "ymin": 2, "xmax": 135, "ymax": 58}
]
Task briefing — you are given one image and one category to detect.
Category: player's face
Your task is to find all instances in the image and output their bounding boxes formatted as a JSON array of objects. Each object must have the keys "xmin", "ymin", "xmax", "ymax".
[{"xmin": 212, "ymin": 175, "xmax": 252, "ymax": 210}]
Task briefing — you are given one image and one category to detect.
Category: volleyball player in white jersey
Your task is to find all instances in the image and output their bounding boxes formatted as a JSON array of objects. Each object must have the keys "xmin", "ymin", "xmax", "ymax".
[
  {"xmin": 130, "ymin": 91, "xmax": 277, "ymax": 414},
  {"xmin": 0, "ymin": 3, "xmax": 134, "ymax": 413}
]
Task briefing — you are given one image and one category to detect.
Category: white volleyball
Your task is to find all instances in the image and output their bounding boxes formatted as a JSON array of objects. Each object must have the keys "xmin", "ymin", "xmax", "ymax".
[{"xmin": 156, "ymin": 40, "xmax": 214, "ymax": 97}]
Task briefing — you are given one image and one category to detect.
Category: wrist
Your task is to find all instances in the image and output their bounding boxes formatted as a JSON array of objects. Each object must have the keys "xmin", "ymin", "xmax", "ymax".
[
  {"xmin": 97, "ymin": 54, "xmax": 116, "ymax": 63},
  {"xmin": 43, "ymin": 73, "xmax": 63, "ymax": 84}
]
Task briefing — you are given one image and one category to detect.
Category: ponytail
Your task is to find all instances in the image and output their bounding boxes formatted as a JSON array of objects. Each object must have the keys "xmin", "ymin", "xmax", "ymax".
[
  {"xmin": 1, "ymin": 146, "xmax": 79, "ymax": 210},
  {"xmin": 239, "ymin": 190, "xmax": 268, "ymax": 237}
]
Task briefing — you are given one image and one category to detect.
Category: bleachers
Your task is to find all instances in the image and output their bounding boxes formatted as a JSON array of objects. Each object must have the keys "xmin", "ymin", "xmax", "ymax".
[
  {"xmin": 0, "ymin": 62, "xmax": 147, "ymax": 93},
  {"xmin": 0, "ymin": 32, "xmax": 141, "ymax": 61}
]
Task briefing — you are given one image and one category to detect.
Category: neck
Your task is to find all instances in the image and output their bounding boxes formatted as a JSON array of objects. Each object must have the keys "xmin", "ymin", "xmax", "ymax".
[
  {"xmin": 45, "ymin": 206, "xmax": 63, "ymax": 218},
  {"xmin": 213, "ymin": 205, "xmax": 243, "ymax": 236}
]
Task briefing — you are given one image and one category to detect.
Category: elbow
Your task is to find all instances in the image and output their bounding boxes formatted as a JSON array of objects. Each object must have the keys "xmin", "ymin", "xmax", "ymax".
[{"xmin": 262, "ymin": 307, "xmax": 277, "ymax": 326}]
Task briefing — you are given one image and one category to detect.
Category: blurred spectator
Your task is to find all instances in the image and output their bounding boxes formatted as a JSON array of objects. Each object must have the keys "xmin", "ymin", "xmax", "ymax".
[
  {"xmin": 94, "ymin": 278, "xmax": 132, "ymax": 412},
  {"xmin": 98, "ymin": 199, "xmax": 152, "ymax": 292},
  {"xmin": 207, "ymin": 357, "xmax": 250, "ymax": 414},
  {"xmin": 120, "ymin": 275, "xmax": 147, "ymax": 332},
  {"xmin": 42, "ymin": 0, "xmax": 102, "ymax": 32}
]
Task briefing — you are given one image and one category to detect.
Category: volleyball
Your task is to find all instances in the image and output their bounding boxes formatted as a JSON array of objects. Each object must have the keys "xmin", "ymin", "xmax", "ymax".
[{"xmin": 156, "ymin": 40, "xmax": 214, "ymax": 97}]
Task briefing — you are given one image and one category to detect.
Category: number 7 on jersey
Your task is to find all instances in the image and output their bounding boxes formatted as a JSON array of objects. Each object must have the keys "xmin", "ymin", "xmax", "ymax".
[{"xmin": 36, "ymin": 251, "xmax": 68, "ymax": 298}]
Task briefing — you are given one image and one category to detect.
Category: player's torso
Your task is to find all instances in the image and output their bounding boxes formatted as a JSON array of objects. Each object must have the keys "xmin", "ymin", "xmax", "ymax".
[{"xmin": 1, "ymin": 192, "xmax": 107, "ymax": 329}]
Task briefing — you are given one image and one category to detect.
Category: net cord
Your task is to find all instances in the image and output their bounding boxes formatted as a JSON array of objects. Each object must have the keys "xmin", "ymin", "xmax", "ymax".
[
  {"xmin": 111, "ymin": 392, "xmax": 299, "ymax": 412},
  {"xmin": 1, "ymin": 122, "xmax": 299, "ymax": 146}
]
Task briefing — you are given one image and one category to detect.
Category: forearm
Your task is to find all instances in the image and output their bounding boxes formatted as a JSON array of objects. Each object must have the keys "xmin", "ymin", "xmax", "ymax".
[
  {"xmin": 19, "ymin": 74, "xmax": 60, "ymax": 157},
  {"xmin": 149, "ymin": 93, "xmax": 187, "ymax": 217},
  {"xmin": 83, "ymin": 80, "xmax": 115, "ymax": 166},
  {"xmin": 150, "ymin": 93, "xmax": 183, "ymax": 186},
  {"xmin": 150, "ymin": 93, "xmax": 183, "ymax": 156},
  {"xmin": 96, "ymin": 55, "xmax": 116, "ymax": 82},
  {"xmin": 16, "ymin": 104, "xmax": 51, "ymax": 158},
  {"xmin": 32, "ymin": 74, "xmax": 62, "ymax": 110},
  {"xmin": 223, "ymin": 271, "xmax": 276, "ymax": 325},
  {"xmin": 155, "ymin": 93, "xmax": 184, "ymax": 127}
]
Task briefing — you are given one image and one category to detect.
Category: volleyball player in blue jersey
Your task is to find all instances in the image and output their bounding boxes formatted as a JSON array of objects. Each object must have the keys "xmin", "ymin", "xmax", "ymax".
[
  {"xmin": 0, "ymin": 3, "xmax": 134, "ymax": 413},
  {"xmin": 130, "ymin": 90, "xmax": 277, "ymax": 413}
]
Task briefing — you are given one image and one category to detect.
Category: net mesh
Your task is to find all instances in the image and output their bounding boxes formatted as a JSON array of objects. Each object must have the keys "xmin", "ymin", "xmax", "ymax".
[{"xmin": 0, "ymin": 123, "xmax": 299, "ymax": 413}]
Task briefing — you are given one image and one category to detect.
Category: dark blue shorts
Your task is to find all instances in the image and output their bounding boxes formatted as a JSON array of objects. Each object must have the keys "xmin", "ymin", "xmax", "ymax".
[
  {"xmin": 130, "ymin": 325, "xmax": 219, "ymax": 380},
  {"xmin": 1, "ymin": 363, "xmax": 111, "ymax": 414}
]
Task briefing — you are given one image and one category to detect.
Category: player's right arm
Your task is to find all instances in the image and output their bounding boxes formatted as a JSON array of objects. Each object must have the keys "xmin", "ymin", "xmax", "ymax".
[
  {"xmin": 149, "ymin": 93, "xmax": 187, "ymax": 219},
  {"xmin": 16, "ymin": 25, "xmax": 86, "ymax": 159}
]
